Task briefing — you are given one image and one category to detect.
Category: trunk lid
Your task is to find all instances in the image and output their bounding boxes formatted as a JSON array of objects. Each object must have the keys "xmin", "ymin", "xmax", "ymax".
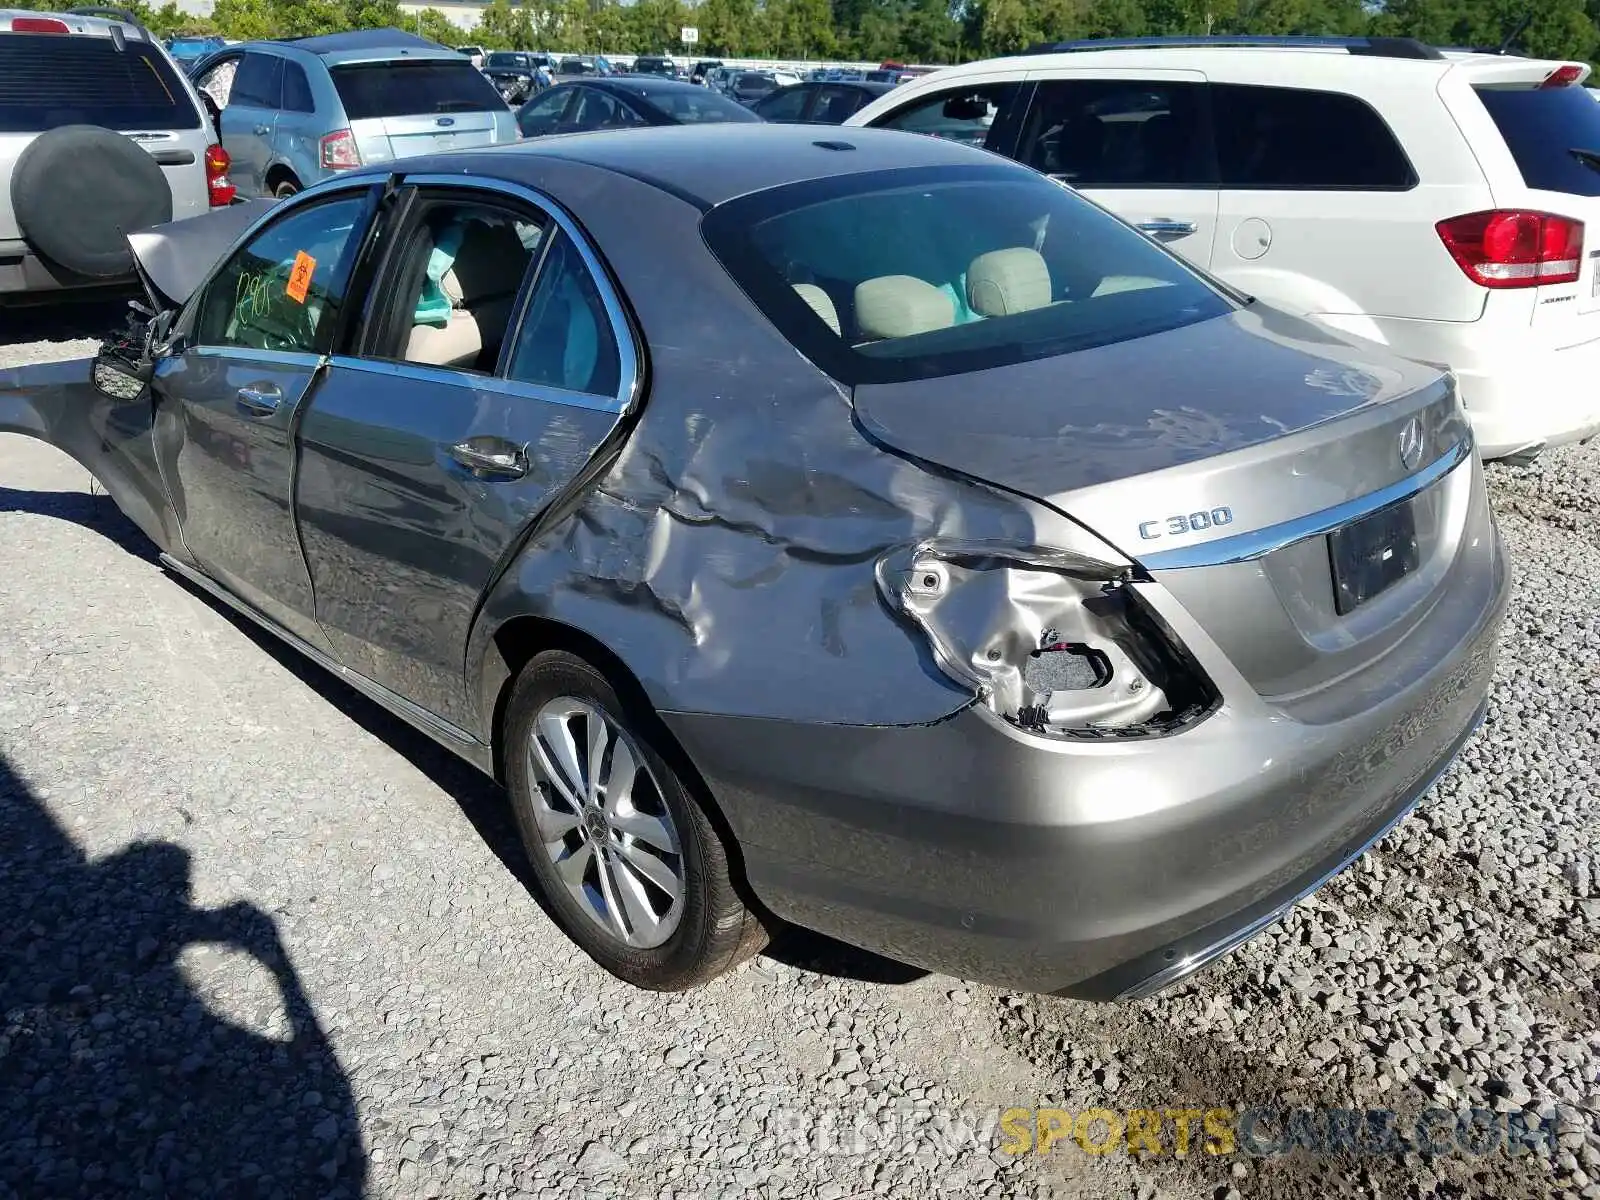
[{"xmin": 853, "ymin": 305, "xmax": 1457, "ymax": 560}]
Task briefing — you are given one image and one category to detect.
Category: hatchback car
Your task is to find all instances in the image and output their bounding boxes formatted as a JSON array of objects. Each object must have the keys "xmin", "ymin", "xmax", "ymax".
[
  {"xmin": 1, "ymin": 7, "xmax": 232, "ymax": 298},
  {"xmin": 2, "ymin": 125, "xmax": 1507, "ymax": 1000},
  {"xmin": 516, "ymin": 77, "xmax": 758, "ymax": 138},
  {"xmin": 752, "ymin": 79, "xmax": 895, "ymax": 124},
  {"xmin": 191, "ymin": 28, "xmax": 517, "ymax": 199}
]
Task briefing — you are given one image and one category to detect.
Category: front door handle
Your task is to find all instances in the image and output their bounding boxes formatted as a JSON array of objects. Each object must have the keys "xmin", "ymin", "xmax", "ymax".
[
  {"xmin": 448, "ymin": 436, "xmax": 530, "ymax": 480},
  {"xmin": 253, "ymin": 124, "xmax": 271, "ymax": 135},
  {"xmin": 235, "ymin": 383, "xmax": 282, "ymax": 417},
  {"xmin": 1136, "ymin": 219, "xmax": 1198, "ymax": 236}
]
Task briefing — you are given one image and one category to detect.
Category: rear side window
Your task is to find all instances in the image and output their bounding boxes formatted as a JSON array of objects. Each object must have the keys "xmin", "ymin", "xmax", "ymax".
[
  {"xmin": 1018, "ymin": 80, "xmax": 1208, "ymax": 187},
  {"xmin": 283, "ymin": 62, "xmax": 315, "ymax": 113},
  {"xmin": 1474, "ymin": 84, "xmax": 1600, "ymax": 198},
  {"xmin": 0, "ymin": 33, "xmax": 201, "ymax": 133},
  {"xmin": 1212, "ymin": 84, "xmax": 1416, "ymax": 190},
  {"xmin": 331, "ymin": 60, "xmax": 505, "ymax": 119},
  {"xmin": 704, "ymin": 164, "xmax": 1231, "ymax": 385},
  {"xmin": 230, "ymin": 53, "xmax": 283, "ymax": 109}
]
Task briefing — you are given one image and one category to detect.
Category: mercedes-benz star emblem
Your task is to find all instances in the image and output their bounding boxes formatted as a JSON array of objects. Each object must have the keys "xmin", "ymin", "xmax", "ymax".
[{"xmin": 1398, "ymin": 416, "xmax": 1425, "ymax": 471}]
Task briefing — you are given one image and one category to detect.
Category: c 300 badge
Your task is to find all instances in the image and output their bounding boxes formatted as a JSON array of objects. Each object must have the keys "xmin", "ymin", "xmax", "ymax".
[{"xmin": 1138, "ymin": 507, "xmax": 1235, "ymax": 540}]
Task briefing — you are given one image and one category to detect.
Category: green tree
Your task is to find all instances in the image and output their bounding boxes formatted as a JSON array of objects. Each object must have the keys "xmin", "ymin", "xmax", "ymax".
[{"xmin": 412, "ymin": 5, "xmax": 465, "ymax": 42}]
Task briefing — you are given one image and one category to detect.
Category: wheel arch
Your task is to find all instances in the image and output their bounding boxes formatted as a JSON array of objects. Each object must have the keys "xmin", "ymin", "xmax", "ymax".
[
  {"xmin": 264, "ymin": 163, "xmax": 301, "ymax": 194},
  {"xmin": 480, "ymin": 613, "xmax": 765, "ymax": 911}
]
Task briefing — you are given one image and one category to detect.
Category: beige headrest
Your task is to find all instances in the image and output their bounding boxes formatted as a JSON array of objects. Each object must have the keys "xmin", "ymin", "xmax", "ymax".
[
  {"xmin": 967, "ymin": 247, "xmax": 1051, "ymax": 317},
  {"xmin": 793, "ymin": 283, "xmax": 840, "ymax": 335},
  {"xmin": 442, "ymin": 222, "xmax": 530, "ymax": 306},
  {"xmin": 854, "ymin": 275, "xmax": 955, "ymax": 340}
]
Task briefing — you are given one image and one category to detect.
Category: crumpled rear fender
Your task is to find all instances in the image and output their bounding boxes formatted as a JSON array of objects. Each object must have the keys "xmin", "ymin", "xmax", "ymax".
[{"xmin": 0, "ymin": 357, "xmax": 178, "ymax": 554}]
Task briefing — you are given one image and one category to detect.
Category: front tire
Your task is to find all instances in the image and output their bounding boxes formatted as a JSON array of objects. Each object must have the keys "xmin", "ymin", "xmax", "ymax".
[{"xmin": 505, "ymin": 651, "xmax": 767, "ymax": 990}]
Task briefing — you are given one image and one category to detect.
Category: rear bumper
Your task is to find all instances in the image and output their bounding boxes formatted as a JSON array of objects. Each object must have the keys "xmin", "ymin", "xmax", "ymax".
[
  {"xmin": 1372, "ymin": 315, "xmax": 1600, "ymax": 459},
  {"xmin": 663, "ymin": 528, "xmax": 1509, "ymax": 1000}
]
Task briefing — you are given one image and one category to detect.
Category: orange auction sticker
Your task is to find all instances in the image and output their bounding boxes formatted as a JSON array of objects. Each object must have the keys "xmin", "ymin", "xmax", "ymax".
[{"xmin": 285, "ymin": 251, "xmax": 316, "ymax": 304}]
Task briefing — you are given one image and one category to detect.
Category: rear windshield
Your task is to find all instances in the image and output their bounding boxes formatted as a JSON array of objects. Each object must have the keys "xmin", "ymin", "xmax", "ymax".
[
  {"xmin": 0, "ymin": 33, "xmax": 200, "ymax": 133},
  {"xmin": 485, "ymin": 53, "xmax": 528, "ymax": 69},
  {"xmin": 703, "ymin": 165, "xmax": 1232, "ymax": 385},
  {"xmin": 331, "ymin": 60, "xmax": 504, "ymax": 119},
  {"xmin": 637, "ymin": 87, "xmax": 758, "ymax": 124},
  {"xmin": 1474, "ymin": 83, "xmax": 1600, "ymax": 197}
]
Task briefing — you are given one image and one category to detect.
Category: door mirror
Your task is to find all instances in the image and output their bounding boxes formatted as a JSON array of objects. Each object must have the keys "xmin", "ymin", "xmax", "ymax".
[{"xmin": 90, "ymin": 305, "xmax": 169, "ymax": 401}]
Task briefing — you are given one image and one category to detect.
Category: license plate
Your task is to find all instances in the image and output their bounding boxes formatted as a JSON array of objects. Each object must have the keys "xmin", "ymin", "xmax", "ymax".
[{"xmin": 1328, "ymin": 499, "xmax": 1419, "ymax": 615}]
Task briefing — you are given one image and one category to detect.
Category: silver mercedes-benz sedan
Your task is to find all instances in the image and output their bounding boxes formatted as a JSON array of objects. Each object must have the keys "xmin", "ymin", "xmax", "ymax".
[{"xmin": 0, "ymin": 123, "xmax": 1509, "ymax": 999}]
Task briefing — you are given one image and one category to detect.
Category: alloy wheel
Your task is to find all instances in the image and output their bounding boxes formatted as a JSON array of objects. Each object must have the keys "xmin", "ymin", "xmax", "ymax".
[{"xmin": 526, "ymin": 697, "xmax": 685, "ymax": 948}]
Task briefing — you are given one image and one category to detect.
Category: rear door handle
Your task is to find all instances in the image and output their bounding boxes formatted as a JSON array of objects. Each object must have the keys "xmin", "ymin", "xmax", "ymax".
[
  {"xmin": 1136, "ymin": 219, "xmax": 1198, "ymax": 236},
  {"xmin": 448, "ymin": 437, "xmax": 530, "ymax": 480},
  {"xmin": 253, "ymin": 124, "xmax": 271, "ymax": 135},
  {"xmin": 235, "ymin": 383, "xmax": 282, "ymax": 417}
]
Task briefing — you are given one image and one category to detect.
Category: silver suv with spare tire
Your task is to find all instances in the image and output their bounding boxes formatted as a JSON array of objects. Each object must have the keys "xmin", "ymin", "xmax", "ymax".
[{"xmin": 0, "ymin": 6, "xmax": 233, "ymax": 300}]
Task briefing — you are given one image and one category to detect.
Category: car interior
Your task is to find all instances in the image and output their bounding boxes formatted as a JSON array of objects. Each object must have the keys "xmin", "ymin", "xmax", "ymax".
[{"xmin": 401, "ymin": 206, "xmax": 542, "ymax": 373}]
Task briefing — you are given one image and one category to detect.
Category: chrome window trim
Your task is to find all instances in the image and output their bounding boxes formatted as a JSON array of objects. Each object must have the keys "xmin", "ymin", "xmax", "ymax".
[
  {"xmin": 325, "ymin": 356, "xmax": 623, "ymax": 414},
  {"xmin": 396, "ymin": 172, "xmax": 642, "ymax": 417},
  {"xmin": 1139, "ymin": 435, "xmax": 1474, "ymax": 572},
  {"xmin": 189, "ymin": 346, "xmax": 323, "ymax": 368}
]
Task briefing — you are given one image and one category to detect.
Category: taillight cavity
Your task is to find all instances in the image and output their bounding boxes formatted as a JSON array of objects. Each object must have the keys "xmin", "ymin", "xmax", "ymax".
[
  {"xmin": 320, "ymin": 129, "xmax": 361, "ymax": 170},
  {"xmin": 204, "ymin": 143, "xmax": 235, "ymax": 206},
  {"xmin": 1435, "ymin": 210, "xmax": 1583, "ymax": 288}
]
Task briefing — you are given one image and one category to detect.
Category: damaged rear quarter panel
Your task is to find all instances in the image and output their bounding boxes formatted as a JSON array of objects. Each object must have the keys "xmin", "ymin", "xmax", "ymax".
[{"xmin": 467, "ymin": 168, "xmax": 1134, "ymax": 734}]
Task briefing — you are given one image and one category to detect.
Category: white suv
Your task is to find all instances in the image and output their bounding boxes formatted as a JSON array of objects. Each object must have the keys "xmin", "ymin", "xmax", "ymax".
[
  {"xmin": 848, "ymin": 35, "xmax": 1600, "ymax": 461},
  {"xmin": 1, "ymin": 7, "xmax": 233, "ymax": 300}
]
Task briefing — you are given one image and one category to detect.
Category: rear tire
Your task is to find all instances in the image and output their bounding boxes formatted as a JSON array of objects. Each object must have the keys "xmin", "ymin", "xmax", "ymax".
[
  {"xmin": 504, "ymin": 651, "xmax": 767, "ymax": 990},
  {"xmin": 273, "ymin": 178, "xmax": 301, "ymax": 200}
]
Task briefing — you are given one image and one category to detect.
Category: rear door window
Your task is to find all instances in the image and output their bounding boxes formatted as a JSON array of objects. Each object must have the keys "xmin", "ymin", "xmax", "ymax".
[
  {"xmin": 0, "ymin": 33, "xmax": 201, "ymax": 132},
  {"xmin": 1212, "ymin": 83, "xmax": 1416, "ymax": 190},
  {"xmin": 1017, "ymin": 80, "xmax": 1209, "ymax": 186},
  {"xmin": 230, "ymin": 52, "xmax": 284, "ymax": 109},
  {"xmin": 1474, "ymin": 83, "xmax": 1600, "ymax": 198},
  {"xmin": 331, "ymin": 59, "xmax": 504, "ymax": 118},
  {"xmin": 755, "ymin": 85, "xmax": 811, "ymax": 122}
]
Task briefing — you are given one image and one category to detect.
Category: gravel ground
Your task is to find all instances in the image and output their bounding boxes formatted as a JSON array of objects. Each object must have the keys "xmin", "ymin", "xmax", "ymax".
[{"xmin": 1, "ymin": 303, "xmax": 1596, "ymax": 1200}]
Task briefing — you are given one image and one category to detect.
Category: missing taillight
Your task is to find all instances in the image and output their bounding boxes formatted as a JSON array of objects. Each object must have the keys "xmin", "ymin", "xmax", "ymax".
[
  {"xmin": 1436, "ymin": 210, "xmax": 1583, "ymax": 288},
  {"xmin": 875, "ymin": 540, "xmax": 1218, "ymax": 739}
]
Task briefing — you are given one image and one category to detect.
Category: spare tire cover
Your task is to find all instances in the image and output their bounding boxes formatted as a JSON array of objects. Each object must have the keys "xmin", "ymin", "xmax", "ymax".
[{"xmin": 10, "ymin": 125, "xmax": 175, "ymax": 278}]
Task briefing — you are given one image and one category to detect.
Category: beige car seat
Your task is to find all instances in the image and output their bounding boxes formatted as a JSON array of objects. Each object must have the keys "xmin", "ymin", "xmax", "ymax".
[
  {"xmin": 793, "ymin": 283, "xmax": 840, "ymax": 334},
  {"xmin": 854, "ymin": 275, "xmax": 955, "ymax": 340},
  {"xmin": 406, "ymin": 222, "xmax": 531, "ymax": 369},
  {"xmin": 966, "ymin": 247, "xmax": 1052, "ymax": 316}
]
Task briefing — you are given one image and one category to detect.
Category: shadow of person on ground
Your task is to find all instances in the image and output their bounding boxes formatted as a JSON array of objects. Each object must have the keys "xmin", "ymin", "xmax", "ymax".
[
  {"xmin": 1, "ymin": 474, "xmax": 931, "ymax": 994},
  {"xmin": 0, "ymin": 754, "xmax": 367, "ymax": 1198}
]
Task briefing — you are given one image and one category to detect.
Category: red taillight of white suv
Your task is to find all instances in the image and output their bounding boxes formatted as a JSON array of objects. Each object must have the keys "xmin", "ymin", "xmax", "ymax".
[
  {"xmin": 1435, "ymin": 210, "xmax": 1584, "ymax": 288},
  {"xmin": 319, "ymin": 129, "xmax": 361, "ymax": 170},
  {"xmin": 204, "ymin": 143, "xmax": 235, "ymax": 206}
]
